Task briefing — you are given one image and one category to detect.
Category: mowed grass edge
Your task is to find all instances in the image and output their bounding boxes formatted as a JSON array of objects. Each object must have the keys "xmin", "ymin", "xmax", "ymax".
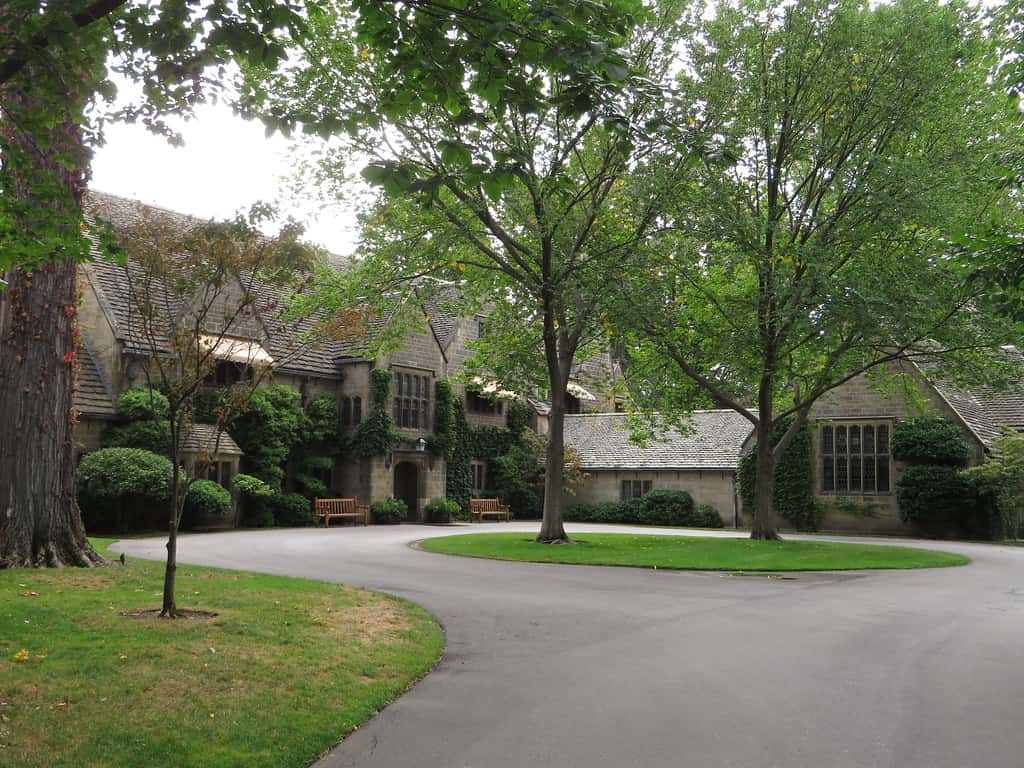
[
  {"xmin": 419, "ymin": 532, "xmax": 969, "ymax": 571},
  {"xmin": 0, "ymin": 539, "xmax": 444, "ymax": 768}
]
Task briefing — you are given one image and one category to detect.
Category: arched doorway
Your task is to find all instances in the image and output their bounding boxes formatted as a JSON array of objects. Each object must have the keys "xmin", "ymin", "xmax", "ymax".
[{"xmin": 393, "ymin": 461, "xmax": 419, "ymax": 521}]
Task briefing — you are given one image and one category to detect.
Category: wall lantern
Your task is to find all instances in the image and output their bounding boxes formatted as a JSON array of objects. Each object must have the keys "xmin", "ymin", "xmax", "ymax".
[{"xmin": 416, "ymin": 437, "xmax": 428, "ymax": 453}]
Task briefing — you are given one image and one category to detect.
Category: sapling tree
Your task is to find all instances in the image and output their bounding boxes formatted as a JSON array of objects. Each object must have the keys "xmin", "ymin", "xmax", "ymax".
[{"xmin": 112, "ymin": 202, "xmax": 361, "ymax": 617}]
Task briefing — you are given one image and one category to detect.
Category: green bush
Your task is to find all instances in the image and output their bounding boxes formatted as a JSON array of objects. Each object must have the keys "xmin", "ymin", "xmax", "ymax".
[
  {"xmin": 891, "ymin": 417, "xmax": 970, "ymax": 466},
  {"xmin": 77, "ymin": 448, "xmax": 173, "ymax": 502},
  {"xmin": 102, "ymin": 419, "xmax": 172, "ymax": 456},
  {"xmin": 960, "ymin": 433, "xmax": 1024, "ymax": 540},
  {"xmin": 186, "ymin": 479, "xmax": 231, "ymax": 518},
  {"xmin": 371, "ymin": 498, "xmax": 408, "ymax": 524},
  {"xmin": 565, "ymin": 492, "xmax": 724, "ymax": 528},
  {"xmin": 269, "ymin": 492, "xmax": 313, "ymax": 527},
  {"xmin": 352, "ymin": 369, "xmax": 398, "ymax": 457},
  {"xmin": 115, "ymin": 387, "xmax": 170, "ymax": 421},
  {"xmin": 233, "ymin": 473, "xmax": 274, "ymax": 498},
  {"xmin": 228, "ymin": 385, "xmax": 305, "ymax": 489},
  {"xmin": 896, "ymin": 464, "xmax": 977, "ymax": 537},
  {"xmin": 424, "ymin": 497, "xmax": 461, "ymax": 523},
  {"xmin": 696, "ymin": 504, "xmax": 724, "ymax": 527},
  {"xmin": 294, "ymin": 473, "xmax": 330, "ymax": 500},
  {"xmin": 636, "ymin": 489, "xmax": 695, "ymax": 525}
]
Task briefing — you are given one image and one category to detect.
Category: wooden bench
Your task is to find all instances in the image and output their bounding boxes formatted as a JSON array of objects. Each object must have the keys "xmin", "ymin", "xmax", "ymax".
[
  {"xmin": 314, "ymin": 498, "xmax": 370, "ymax": 527},
  {"xmin": 469, "ymin": 497, "xmax": 511, "ymax": 522}
]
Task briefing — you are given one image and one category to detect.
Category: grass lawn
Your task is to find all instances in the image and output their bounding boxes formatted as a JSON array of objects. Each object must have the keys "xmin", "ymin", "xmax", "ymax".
[
  {"xmin": 420, "ymin": 532, "xmax": 969, "ymax": 571},
  {"xmin": 0, "ymin": 539, "xmax": 443, "ymax": 768}
]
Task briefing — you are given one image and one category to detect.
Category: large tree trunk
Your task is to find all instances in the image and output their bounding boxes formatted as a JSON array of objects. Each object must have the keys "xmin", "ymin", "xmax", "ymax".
[
  {"xmin": 0, "ymin": 262, "xmax": 103, "ymax": 567},
  {"xmin": 538, "ymin": 393, "xmax": 569, "ymax": 543},
  {"xmin": 750, "ymin": 421, "xmax": 781, "ymax": 541},
  {"xmin": 0, "ymin": 83, "xmax": 102, "ymax": 568}
]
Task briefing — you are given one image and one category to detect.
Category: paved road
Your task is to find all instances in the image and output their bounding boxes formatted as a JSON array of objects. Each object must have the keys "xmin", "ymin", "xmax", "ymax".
[{"xmin": 114, "ymin": 524, "xmax": 1024, "ymax": 768}]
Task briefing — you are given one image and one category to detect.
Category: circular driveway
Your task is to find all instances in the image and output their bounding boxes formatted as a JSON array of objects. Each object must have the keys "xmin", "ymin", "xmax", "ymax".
[{"xmin": 114, "ymin": 524, "xmax": 1024, "ymax": 768}]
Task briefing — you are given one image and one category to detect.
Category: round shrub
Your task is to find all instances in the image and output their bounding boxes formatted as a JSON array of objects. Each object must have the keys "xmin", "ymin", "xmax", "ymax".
[
  {"xmin": 636, "ymin": 489, "xmax": 695, "ymax": 525},
  {"xmin": 115, "ymin": 387, "xmax": 170, "ymax": 421},
  {"xmin": 424, "ymin": 497, "xmax": 461, "ymax": 523},
  {"xmin": 696, "ymin": 504, "xmax": 725, "ymax": 528},
  {"xmin": 232, "ymin": 473, "xmax": 274, "ymax": 498},
  {"xmin": 896, "ymin": 464, "xmax": 977, "ymax": 537},
  {"xmin": 185, "ymin": 479, "xmax": 231, "ymax": 518},
  {"xmin": 269, "ymin": 492, "xmax": 313, "ymax": 527},
  {"xmin": 77, "ymin": 447, "xmax": 173, "ymax": 502},
  {"xmin": 371, "ymin": 498, "xmax": 408, "ymax": 524},
  {"xmin": 891, "ymin": 417, "xmax": 970, "ymax": 466}
]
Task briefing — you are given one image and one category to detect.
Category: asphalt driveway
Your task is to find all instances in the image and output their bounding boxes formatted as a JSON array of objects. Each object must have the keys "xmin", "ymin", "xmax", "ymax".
[{"xmin": 113, "ymin": 524, "xmax": 1024, "ymax": 768}]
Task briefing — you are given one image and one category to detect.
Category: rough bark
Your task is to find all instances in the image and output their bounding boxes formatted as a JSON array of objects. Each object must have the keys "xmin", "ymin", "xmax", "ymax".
[
  {"xmin": 536, "ymin": 288, "xmax": 571, "ymax": 543},
  {"xmin": 0, "ymin": 83, "xmax": 103, "ymax": 568},
  {"xmin": 0, "ymin": 262, "xmax": 104, "ymax": 567},
  {"xmin": 750, "ymin": 422, "xmax": 782, "ymax": 541}
]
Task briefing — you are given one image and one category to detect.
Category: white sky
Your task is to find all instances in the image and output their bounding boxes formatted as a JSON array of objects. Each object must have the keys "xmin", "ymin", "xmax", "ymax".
[{"xmin": 90, "ymin": 101, "xmax": 361, "ymax": 256}]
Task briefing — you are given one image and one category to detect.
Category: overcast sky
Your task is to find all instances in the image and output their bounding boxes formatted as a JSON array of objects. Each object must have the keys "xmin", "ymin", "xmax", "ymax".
[{"xmin": 90, "ymin": 101, "xmax": 361, "ymax": 256}]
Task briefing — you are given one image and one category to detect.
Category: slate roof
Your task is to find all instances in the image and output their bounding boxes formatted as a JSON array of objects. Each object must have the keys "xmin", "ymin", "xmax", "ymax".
[
  {"xmin": 82, "ymin": 190, "xmax": 367, "ymax": 379},
  {"xmin": 564, "ymin": 411, "xmax": 753, "ymax": 471},
  {"xmin": 74, "ymin": 338, "xmax": 116, "ymax": 418},
  {"xmin": 913, "ymin": 348, "xmax": 1024, "ymax": 450},
  {"xmin": 180, "ymin": 423, "xmax": 243, "ymax": 456}
]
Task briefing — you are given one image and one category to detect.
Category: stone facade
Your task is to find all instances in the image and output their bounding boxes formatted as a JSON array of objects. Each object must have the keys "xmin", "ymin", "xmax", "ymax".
[{"xmin": 571, "ymin": 469, "xmax": 739, "ymax": 526}]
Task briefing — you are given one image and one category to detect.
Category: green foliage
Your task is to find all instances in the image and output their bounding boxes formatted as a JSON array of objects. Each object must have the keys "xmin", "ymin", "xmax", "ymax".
[
  {"xmin": 303, "ymin": 394, "xmax": 342, "ymax": 448},
  {"xmin": 961, "ymin": 433, "xmax": 1024, "ymax": 540},
  {"xmin": 115, "ymin": 387, "xmax": 170, "ymax": 421},
  {"xmin": 445, "ymin": 398, "xmax": 474, "ymax": 512},
  {"xmin": 352, "ymin": 369, "xmax": 398, "ymax": 457},
  {"xmin": 233, "ymin": 473, "xmax": 274, "ymax": 498},
  {"xmin": 185, "ymin": 480, "xmax": 231, "ymax": 519},
  {"xmin": 738, "ymin": 420, "xmax": 819, "ymax": 531},
  {"xmin": 565, "ymin": 490, "xmax": 723, "ymax": 528},
  {"xmin": 896, "ymin": 464, "xmax": 977, "ymax": 537},
  {"xmin": 489, "ymin": 434, "xmax": 543, "ymax": 520},
  {"xmin": 295, "ymin": 474, "xmax": 330, "ymax": 500},
  {"xmin": 77, "ymin": 448, "xmax": 173, "ymax": 502},
  {"xmin": 891, "ymin": 417, "xmax": 970, "ymax": 466},
  {"xmin": 506, "ymin": 400, "xmax": 532, "ymax": 435},
  {"xmin": 424, "ymin": 497, "xmax": 461, "ymax": 524},
  {"xmin": 268, "ymin": 492, "xmax": 314, "ymax": 527},
  {"xmin": 371, "ymin": 498, "xmax": 408, "ymax": 525},
  {"xmin": 429, "ymin": 380, "xmax": 456, "ymax": 458},
  {"xmin": 101, "ymin": 419, "xmax": 172, "ymax": 457},
  {"xmin": 228, "ymin": 385, "xmax": 305, "ymax": 489}
]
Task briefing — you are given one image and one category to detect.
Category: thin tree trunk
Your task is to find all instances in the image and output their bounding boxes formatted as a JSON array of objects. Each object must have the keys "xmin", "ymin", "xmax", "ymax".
[
  {"xmin": 0, "ymin": 81, "xmax": 102, "ymax": 568},
  {"xmin": 161, "ymin": 434, "xmax": 181, "ymax": 617},
  {"xmin": 751, "ymin": 422, "xmax": 781, "ymax": 540}
]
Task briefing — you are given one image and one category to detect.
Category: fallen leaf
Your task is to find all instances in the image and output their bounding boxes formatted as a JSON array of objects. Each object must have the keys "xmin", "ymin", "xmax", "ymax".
[
  {"xmin": 19, "ymin": 591, "xmax": 38, "ymax": 597},
  {"xmin": 117, "ymin": 653, "xmax": 128, "ymax": 660},
  {"xmin": 12, "ymin": 650, "xmax": 29, "ymax": 662}
]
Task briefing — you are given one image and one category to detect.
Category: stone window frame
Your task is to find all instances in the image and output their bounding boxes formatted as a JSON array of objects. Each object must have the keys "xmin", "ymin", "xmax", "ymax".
[
  {"xmin": 340, "ymin": 396, "xmax": 363, "ymax": 428},
  {"xmin": 392, "ymin": 368, "xmax": 432, "ymax": 431},
  {"xmin": 819, "ymin": 419, "xmax": 892, "ymax": 496}
]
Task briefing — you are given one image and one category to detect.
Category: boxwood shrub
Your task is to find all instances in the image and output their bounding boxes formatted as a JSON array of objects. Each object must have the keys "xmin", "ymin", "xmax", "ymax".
[
  {"xmin": 269, "ymin": 492, "xmax": 314, "ymax": 527},
  {"xmin": 185, "ymin": 479, "xmax": 231, "ymax": 518},
  {"xmin": 896, "ymin": 464, "xmax": 977, "ymax": 537}
]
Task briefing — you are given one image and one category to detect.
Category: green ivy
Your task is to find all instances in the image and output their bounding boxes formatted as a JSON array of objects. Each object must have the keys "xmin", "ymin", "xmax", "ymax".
[
  {"xmin": 227, "ymin": 385, "xmax": 305, "ymax": 490},
  {"xmin": 445, "ymin": 397, "xmax": 474, "ymax": 512},
  {"xmin": 891, "ymin": 417, "xmax": 969, "ymax": 466},
  {"xmin": 738, "ymin": 419, "xmax": 819, "ymax": 531},
  {"xmin": 352, "ymin": 368, "xmax": 398, "ymax": 457},
  {"xmin": 429, "ymin": 379, "xmax": 456, "ymax": 458}
]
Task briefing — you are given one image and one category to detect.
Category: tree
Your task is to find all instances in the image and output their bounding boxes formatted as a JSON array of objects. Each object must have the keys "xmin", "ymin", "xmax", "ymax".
[
  {"xmin": 261, "ymin": 2, "xmax": 690, "ymax": 542},
  {"xmin": 110, "ymin": 202, "xmax": 357, "ymax": 616},
  {"xmin": 0, "ymin": 0, "xmax": 656, "ymax": 567},
  {"xmin": 618, "ymin": 0, "xmax": 1016, "ymax": 539}
]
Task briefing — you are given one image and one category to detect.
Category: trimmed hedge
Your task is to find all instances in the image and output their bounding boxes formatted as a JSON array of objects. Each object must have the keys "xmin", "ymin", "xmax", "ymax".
[
  {"xmin": 268, "ymin": 492, "xmax": 314, "ymax": 527},
  {"xmin": 566, "ymin": 490, "xmax": 723, "ymax": 528},
  {"xmin": 115, "ymin": 387, "xmax": 170, "ymax": 421},
  {"xmin": 896, "ymin": 464, "xmax": 977, "ymax": 537},
  {"xmin": 77, "ymin": 448, "xmax": 173, "ymax": 502}
]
